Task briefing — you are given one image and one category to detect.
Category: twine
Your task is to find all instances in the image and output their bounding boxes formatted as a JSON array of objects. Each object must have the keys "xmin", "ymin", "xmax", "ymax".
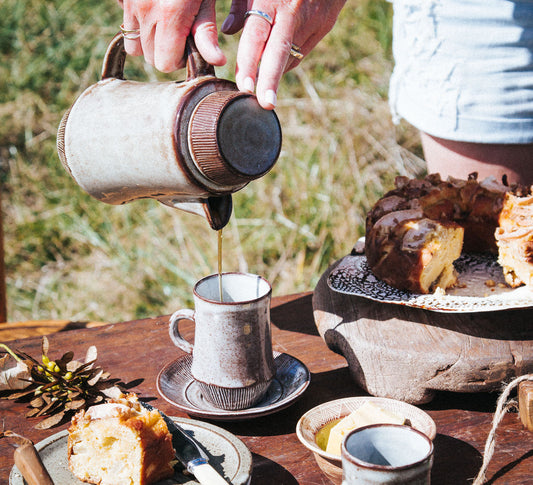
[{"xmin": 472, "ymin": 374, "xmax": 533, "ymax": 485}]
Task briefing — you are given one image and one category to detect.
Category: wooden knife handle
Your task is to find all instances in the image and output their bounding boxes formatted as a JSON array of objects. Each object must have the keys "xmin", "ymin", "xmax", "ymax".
[
  {"xmin": 519, "ymin": 380, "xmax": 533, "ymax": 432},
  {"xmin": 14, "ymin": 443, "xmax": 54, "ymax": 485},
  {"xmin": 192, "ymin": 462, "xmax": 229, "ymax": 484}
]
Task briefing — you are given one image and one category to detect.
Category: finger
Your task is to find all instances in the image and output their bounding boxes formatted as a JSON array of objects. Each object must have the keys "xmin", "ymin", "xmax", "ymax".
[
  {"xmin": 255, "ymin": 16, "xmax": 296, "ymax": 109},
  {"xmin": 221, "ymin": 0, "xmax": 248, "ymax": 35},
  {"xmin": 122, "ymin": 3, "xmax": 142, "ymax": 57},
  {"xmin": 153, "ymin": 18, "xmax": 190, "ymax": 72},
  {"xmin": 235, "ymin": 6, "xmax": 274, "ymax": 94},
  {"xmin": 284, "ymin": 30, "xmax": 323, "ymax": 71},
  {"xmin": 193, "ymin": 0, "xmax": 227, "ymax": 66}
]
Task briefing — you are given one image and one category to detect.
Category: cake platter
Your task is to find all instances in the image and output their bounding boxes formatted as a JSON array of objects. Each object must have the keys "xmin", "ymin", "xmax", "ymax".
[
  {"xmin": 328, "ymin": 251, "xmax": 533, "ymax": 313},
  {"xmin": 10, "ymin": 417, "xmax": 252, "ymax": 485}
]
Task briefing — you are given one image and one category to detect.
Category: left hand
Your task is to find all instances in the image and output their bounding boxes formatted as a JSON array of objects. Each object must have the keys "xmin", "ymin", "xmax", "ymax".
[{"xmin": 222, "ymin": 0, "xmax": 347, "ymax": 109}]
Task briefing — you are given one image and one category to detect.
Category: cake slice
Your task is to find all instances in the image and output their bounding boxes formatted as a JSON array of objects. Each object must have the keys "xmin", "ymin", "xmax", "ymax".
[
  {"xmin": 495, "ymin": 191, "xmax": 533, "ymax": 287},
  {"xmin": 366, "ymin": 209, "xmax": 464, "ymax": 294},
  {"xmin": 68, "ymin": 394, "xmax": 175, "ymax": 485}
]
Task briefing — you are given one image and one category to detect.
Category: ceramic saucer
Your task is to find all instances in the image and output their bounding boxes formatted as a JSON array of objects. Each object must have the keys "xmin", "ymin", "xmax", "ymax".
[
  {"xmin": 10, "ymin": 417, "xmax": 252, "ymax": 485},
  {"xmin": 157, "ymin": 351, "xmax": 310, "ymax": 421}
]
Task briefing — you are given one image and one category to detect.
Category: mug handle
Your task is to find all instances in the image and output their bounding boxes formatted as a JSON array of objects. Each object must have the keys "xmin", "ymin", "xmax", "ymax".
[{"xmin": 168, "ymin": 309, "xmax": 195, "ymax": 354}]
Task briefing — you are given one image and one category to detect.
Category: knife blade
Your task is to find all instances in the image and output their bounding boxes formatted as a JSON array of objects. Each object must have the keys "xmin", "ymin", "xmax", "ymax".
[{"xmin": 140, "ymin": 401, "xmax": 229, "ymax": 484}]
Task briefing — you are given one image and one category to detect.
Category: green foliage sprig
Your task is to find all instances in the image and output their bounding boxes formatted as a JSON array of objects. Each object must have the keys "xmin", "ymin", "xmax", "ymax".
[{"xmin": 0, "ymin": 336, "xmax": 123, "ymax": 429}]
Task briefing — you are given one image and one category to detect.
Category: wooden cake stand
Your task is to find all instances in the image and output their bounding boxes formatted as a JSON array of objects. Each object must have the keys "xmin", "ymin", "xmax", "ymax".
[{"xmin": 313, "ymin": 258, "xmax": 533, "ymax": 404}]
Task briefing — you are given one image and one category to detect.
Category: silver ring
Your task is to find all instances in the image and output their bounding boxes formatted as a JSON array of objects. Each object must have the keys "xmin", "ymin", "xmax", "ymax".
[
  {"xmin": 244, "ymin": 10, "xmax": 273, "ymax": 26},
  {"xmin": 120, "ymin": 23, "xmax": 140, "ymax": 40},
  {"xmin": 289, "ymin": 44, "xmax": 304, "ymax": 60}
]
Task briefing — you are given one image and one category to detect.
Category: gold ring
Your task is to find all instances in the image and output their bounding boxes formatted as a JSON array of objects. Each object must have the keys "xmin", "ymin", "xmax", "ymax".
[
  {"xmin": 120, "ymin": 23, "xmax": 140, "ymax": 40},
  {"xmin": 244, "ymin": 10, "xmax": 273, "ymax": 26},
  {"xmin": 289, "ymin": 44, "xmax": 304, "ymax": 60}
]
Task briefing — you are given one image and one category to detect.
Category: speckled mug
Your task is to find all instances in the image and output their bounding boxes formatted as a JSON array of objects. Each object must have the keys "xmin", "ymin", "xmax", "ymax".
[
  {"xmin": 169, "ymin": 272, "xmax": 275, "ymax": 410},
  {"xmin": 341, "ymin": 424, "xmax": 434, "ymax": 484}
]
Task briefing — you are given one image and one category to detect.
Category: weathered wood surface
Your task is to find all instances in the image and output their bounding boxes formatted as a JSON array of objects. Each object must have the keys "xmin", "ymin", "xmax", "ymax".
[
  {"xmin": 313, "ymin": 259, "xmax": 533, "ymax": 404},
  {"xmin": 0, "ymin": 320, "xmax": 109, "ymax": 341},
  {"xmin": 1, "ymin": 292, "xmax": 532, "ymax": 484}
]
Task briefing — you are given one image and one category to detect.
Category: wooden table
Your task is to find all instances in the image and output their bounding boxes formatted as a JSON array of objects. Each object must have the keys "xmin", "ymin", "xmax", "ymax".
[{"xmin": 1, "ymin": 292, "xmax": 531, "ymax": 484}]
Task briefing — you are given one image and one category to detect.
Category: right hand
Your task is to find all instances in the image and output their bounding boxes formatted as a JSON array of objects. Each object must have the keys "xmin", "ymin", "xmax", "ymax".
[{"xmin": 116, "ymin": 0, "xmax": 227, "ymax": 72}]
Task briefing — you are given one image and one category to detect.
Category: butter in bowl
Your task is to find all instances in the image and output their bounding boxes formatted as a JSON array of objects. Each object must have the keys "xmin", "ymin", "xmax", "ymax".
[{"xmin": 295, "ymin": 396, "xmax": 437, "ymax": 485}]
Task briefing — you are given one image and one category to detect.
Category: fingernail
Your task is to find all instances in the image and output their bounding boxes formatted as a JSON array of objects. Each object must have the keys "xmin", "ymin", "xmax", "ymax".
[
  {"xmin": 243, "ymin": 76, "xmax": 255, "ymax": 93},
  {"xmin": 221, "ymin": 14, "xmax": 234, "ymax": 33},
  {"xmin": 264, "ymin": 89, "xmax": 277, "ymax": 107}
]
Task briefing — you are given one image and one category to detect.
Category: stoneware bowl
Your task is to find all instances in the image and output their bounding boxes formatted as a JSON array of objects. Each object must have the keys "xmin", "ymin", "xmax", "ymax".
[{"xmin": 295, "ymin": 396, "xmax": 437, "ymax": 485}]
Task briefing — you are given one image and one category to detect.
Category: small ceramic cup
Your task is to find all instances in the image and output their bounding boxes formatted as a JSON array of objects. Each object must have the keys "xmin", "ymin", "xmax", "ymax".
[
  {"xmin": 169, "ymin": 272, "xmax": 276, "ymax": 410},
  {"xmin": 341, "ymin": 424, "xmax": 434, "ymax": 485}
]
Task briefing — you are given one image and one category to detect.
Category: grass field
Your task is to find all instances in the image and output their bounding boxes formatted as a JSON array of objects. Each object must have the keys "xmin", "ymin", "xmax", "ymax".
[{"xmin": 1, "ymin": 0, "xmax": 425, "ymax": 323}]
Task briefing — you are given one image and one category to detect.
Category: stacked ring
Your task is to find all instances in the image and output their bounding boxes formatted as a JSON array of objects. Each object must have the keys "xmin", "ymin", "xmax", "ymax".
[
  {"xmin": 244, "ymin": 10, "xmax": 273, "ymax": 26},
  {"xmin": 120, "ymin": 23, "xmax": 140, "ymax": 40},
  {"xmin": 289, "ymin": 44, "xmax": 304, "ymax": 60}
]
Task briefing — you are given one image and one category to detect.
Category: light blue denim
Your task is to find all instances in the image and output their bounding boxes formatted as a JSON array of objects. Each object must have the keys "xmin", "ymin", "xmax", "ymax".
[{"xmin": 389, "ymin": 0, "xmax": 533, "ymax": 143}]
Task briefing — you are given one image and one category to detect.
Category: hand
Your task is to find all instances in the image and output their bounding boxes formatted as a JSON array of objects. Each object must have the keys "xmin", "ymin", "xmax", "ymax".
[
  {"xmin": 117, "ymin": 0, "xmax": 226, "ymax": 72},
  {"xmin": 221, "ymin": 0, "xmax": 347, "ymax": 109}
]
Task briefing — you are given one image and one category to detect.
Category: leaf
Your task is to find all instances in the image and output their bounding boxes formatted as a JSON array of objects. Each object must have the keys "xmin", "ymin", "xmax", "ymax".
[
  {"xmin": 35, "ymin": 399, "xmax": 61, "ymax": 417},
  {"xmin": 0, "ymin": 356, "xmax": 31, "ymax": 391},
  {"xmin": 26, "ymin": 408, "xmax": 41, "ymax": 418},
  {"xmin": 87, "ymin": 369, "xmax": 104, "ymax": 386},
  {"xmin": 36, "ymin": 412, "xmax": 65, "ymax": 429},
  {"xmin": 2, "ymin": 431, "xmax": 33, "ymax": 447},
  {"xmin": 65, "ymin": 399, "xmax": 86, "ymax": 410},
  {"xmin": 7, "ymin": 386, "xmax": 38, "ymax": 400},
  {"xmin": 60, "ymin": 351, "xmax": 74, "ymax": 363},
  {"xmin": 41, "ymin": 336, "xmax": 49, "ymax": 358},
  {"xmin": 85, "ymin": 346, "xmax": 97, "ymax": 365},
  {"xmin": 102, "ymin": 386, "xmax": 123, "ymax": 400},
  {"xmin": 66, "ymin": 360, "xmax": 82, "ymax": 372},
  {"xmin": 30, "ymin": 396, "xmax": 44, "ymax": 408}
]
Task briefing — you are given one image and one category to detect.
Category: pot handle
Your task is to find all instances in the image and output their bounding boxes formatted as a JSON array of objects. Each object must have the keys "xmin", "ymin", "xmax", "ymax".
[{"xmin": 101, "ymin": 33, "xmax": 215, "ymax": 81}]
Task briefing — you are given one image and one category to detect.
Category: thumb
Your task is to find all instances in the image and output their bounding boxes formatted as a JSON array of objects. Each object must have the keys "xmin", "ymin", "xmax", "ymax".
[{"xmin": 221, "ymin": 0, "xmax": 248, "ymax": 34}]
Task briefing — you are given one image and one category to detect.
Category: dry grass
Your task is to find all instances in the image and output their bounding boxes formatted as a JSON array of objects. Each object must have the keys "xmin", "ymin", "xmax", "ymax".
[{"xmin": 1, "ymin": 0, "xmax": 425, "ymax": 323}]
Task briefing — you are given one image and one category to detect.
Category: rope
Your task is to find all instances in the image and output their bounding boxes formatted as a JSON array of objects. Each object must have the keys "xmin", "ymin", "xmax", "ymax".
[{"xmin": 472, "ymin": 374, "xmax": 533, "ymax": 485}]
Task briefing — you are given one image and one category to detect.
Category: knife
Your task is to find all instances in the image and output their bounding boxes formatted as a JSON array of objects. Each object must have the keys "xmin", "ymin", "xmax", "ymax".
[
  {"xmin": 4, "ymin": 431, "xmax": 54, "ymax": 485},
  {"xmin": 140, "ymin": 402, "xmax": 229, "ymax": 484}
]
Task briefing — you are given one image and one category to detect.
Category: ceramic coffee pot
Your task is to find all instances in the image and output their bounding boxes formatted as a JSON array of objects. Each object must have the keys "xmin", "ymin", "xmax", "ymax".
[{"xmin": 57, "ymin": 33, "xmax": 282, "ymax": 230}]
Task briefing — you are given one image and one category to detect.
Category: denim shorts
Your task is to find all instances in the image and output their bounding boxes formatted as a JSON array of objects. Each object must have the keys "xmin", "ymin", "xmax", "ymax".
[{"xmin": 389, "ymin": 0, "xmax": 533, "ymax": 143}]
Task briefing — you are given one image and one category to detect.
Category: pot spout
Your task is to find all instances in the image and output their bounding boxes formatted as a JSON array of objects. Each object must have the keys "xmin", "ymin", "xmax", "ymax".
[{"xmin": 160, "ymin": 194, "xmax": 233, "ymax": 231}]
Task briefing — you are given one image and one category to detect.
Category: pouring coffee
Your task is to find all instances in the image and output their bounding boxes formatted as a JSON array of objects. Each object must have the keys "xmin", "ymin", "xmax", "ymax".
[{"xmin": 57, "ymin": 33, "xmax": 282, "ymax": 230}]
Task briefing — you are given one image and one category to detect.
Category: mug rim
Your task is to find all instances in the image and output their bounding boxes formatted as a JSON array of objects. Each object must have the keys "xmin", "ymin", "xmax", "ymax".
[
  {"xmin": 194, "ymin": 272, "xmax": 272, "ymax": 304},
  {"xmin": 341, "ymin": 423, "xmax": 434, "ymax": 471}
]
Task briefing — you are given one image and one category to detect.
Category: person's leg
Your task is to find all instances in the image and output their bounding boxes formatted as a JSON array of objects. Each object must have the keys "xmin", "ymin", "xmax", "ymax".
[{"xmin": 421, "ymin": 132, "xmax": 533, "ymax": 186}]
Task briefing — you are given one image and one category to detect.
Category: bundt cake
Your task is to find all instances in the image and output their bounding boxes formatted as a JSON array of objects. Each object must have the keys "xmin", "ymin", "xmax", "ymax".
[
  {"xmin": 365, "ymin": 173, "xmax": 532, "ymax": 294},
  {"xmin": 68, "ymin": 394, "xmax": 175, "ymax": 485}
]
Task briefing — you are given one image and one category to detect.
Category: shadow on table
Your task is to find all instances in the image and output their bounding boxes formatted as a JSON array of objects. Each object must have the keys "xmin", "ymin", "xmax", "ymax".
[
  {"xmin": 431, "ymin": 434, "xmax": 481, "ymax": 485},
  {"xmin": 271, "ymin": 293, "xmax": 319, "ymax": 337},
  {"xmin": 485, "ymin": 449, "xmax": 533, "ymax": 484},
  {"xmin": 220, "ymin": 366, "xmax": 361, "ymax": 437},
  {"xmin": 422, "ymin": 390, "xmax": 498, "ymax": 413},
  {"xmin": 249, "ymin": 453, "xmax": 298, "ymax": 485}
]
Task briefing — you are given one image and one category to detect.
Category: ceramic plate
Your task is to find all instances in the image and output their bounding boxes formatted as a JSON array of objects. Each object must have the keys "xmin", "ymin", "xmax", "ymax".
[
  {"xmin": 9, "ymin": 417, "xmax": 252, "ymax": 485},
  {"xmin": 328, "ymin": 253, "xmax": 533, "ymax": 313},
  {"xmin": 158, "ymin": 352, "xmax": 310, "ymax": 421}
]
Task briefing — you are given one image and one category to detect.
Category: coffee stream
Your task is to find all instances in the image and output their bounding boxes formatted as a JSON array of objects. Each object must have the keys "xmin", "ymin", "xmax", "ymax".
[{"xmin": 218, "ymin": 229, "xmax": 223, "ymax": 302}]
